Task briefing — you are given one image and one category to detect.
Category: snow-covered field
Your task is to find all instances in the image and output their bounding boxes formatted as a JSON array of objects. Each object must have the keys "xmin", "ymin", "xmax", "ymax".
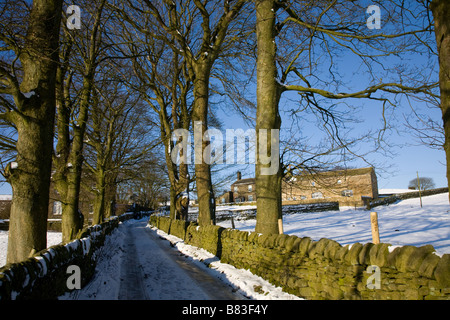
[
  {"xmin": 217, "ymin": 192, "xmax": 450, "ymax": 255},
  {"xmin": 0, "ymin": 231, "xmax": 62, "ymax": 267}
]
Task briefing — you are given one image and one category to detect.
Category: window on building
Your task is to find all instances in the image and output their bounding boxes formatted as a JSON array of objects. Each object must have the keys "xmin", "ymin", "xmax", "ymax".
[
  {"xmin": 53, "ymin": 201, "xmax": 62, "ymax": 215},
  {"xmin": 248, "ymin": 195, "xmax": 253, "ymax": 201},
  {"xmin": 300, "ymin": 195, "xmax": 307, "ymax": 200},
  {"xmin": 234, "ymin": 186, "xmax": 238, "ymax": 192},
  {"xmin": 341, "ymin": 190, "xmax": 354, "ymax": 197},
  {"xmin": 337, "ymin": 179, "xmax": 342, "ymax": 184},
  {"xmin": 221, "ymin": 198, "xmax": 226, "ymax": 204},
  {"xmin": 311, "ymin": 181, "xmax": 315, "ymax": 187},
  {"xmin": 311, "ymin": 192, "xmax": 323, "ymax": 199},
  {"xmin": 248, "ymin": 185, "xmax": 252, "ymax": 192}
]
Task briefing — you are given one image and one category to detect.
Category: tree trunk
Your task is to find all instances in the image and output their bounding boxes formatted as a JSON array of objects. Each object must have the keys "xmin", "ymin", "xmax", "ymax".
[
  {"xmin": 93, "ymin": 192, "xmax": 105, "ymax": 225},
  {"xmin": 166, "ymin": 143, "xmax": 190, "ymax": 221},
  {"xmin": 55, "ymin": 74, "xmax": 92, "ymax": 241},
  {"xmin": 61, "ymin": 193, "xmax": 83, "ymax": 242},
  {"xmin": 192, "ymin": 66, "xmax": 215, "ymax": 226},
  {"xmin": 431, "ymin": 0, "xmax": 450, "ymax": 203},
  {"xmin": 6, "ymin": 0, "xmax": 63, "ymax": 263},
  {"xmin": 93, "ymin": 167, "xmax": 106, "ymax": 225},
  {"xmin": 254, "ymin": 0, "xmax": 283, "ymax": 235},
  {"xmin": 55, "ymin": 53, "xmax": 75, "ymax": 243},
  {"xmin": 169, "ymin": 184, "xmax": 177, "ymax": 220},
  {"xmin": 104, "ymin": 175, "xmax": 117, "ymax": 219},
  {"xmin": 90, "ymin": 98, "xmax": 116, "ymax": 224},
  {"xmin": 56, "ymin": 0, "xmax": 105, "ymax": 236},
  {"xmin": 176, "ymin": 163, "xmax": 190, "ymax": 221},
  {"xmin": 163, "ymin": 128, "xmax": 178, "ymax": 220},
  {"xmin": 64, "ymin": 76, "xmax": 91, "ymax": 235}
]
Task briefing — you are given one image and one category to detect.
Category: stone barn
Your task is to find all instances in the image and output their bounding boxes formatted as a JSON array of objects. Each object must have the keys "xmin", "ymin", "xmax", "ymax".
[{"xmin": 282, "ymin": 167, "xmax": 379, "ymax": 207}]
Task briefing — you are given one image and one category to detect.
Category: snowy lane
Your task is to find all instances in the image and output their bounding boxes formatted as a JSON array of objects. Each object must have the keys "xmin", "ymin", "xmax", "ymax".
[
  {"xmin": 132, "ymin": 220, "xmax": 241, "ymax": 300},
  {"xmin": 118, "ymin": 224, "xmax": 149, "ymax": 300},
  {"xmin": 61, "ymin": 218, "xmax": 243, "ymax": 300}
]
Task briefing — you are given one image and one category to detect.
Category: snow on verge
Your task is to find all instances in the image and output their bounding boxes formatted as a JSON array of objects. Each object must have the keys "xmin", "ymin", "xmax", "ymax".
[
  {"xmin": 150, "ymin": 226, "xmax": 302, "ymax": 300},
  {"xmin": 59, "ymin": 224, "xmax": 127, "ymax": 300}
]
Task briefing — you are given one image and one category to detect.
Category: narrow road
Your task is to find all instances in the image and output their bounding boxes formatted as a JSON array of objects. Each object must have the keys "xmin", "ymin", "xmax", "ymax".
[
  {"xmin": 118, "ymin": 224, "xmax": 149, "ymax": 300},
  {"xmin": 118, "ymin": 219, "xmax": 242, "ymax": 300}
]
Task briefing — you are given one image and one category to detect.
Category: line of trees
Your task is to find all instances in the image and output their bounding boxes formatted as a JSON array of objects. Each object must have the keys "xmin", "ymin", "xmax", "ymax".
[
  {"xmin": 0, "ymin": 0, "xmax": 448, "ymax": 263},
  {"xmin": 0, "ymin": 0, "xmax": 161, "ymax": 263}
]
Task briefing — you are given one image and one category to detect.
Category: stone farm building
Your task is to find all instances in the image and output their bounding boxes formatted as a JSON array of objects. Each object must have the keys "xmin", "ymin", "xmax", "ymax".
[
  {"xmin": 231, "ymin": 171, "xmax": 256, "ymax": 203},
  {"xmin": 217, "ymin": 167, "xmax": 379, "ymax": 207},
  {"xmin": 282, "ymin": 167, "xmax": 379, "ymax": 207}
]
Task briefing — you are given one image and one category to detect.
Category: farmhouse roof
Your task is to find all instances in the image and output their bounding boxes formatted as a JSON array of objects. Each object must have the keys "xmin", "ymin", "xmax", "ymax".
[
  {"xmin": 295, "ymin": 167, "xmax": 374, "ymax": 178},
  {"xmin": 231, "ymin": 178, "xmax": 255, "ymax": 186}
]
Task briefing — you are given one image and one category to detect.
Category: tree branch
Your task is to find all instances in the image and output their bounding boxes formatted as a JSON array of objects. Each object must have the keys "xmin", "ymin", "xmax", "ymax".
[{"xmin": 284, "ymin": 82, "xmax": 439, "ymax": 100}]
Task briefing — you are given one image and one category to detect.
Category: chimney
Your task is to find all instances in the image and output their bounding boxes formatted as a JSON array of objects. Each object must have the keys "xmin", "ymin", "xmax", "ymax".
[{"xmin": 237, "ymin": 171, "xmax": 241, "ymax": 181}]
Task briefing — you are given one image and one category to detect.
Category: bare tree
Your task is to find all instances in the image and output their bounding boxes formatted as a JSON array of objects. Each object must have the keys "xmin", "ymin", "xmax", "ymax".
[
  {"xmin": 84, "ymin": 68, "xmax": 158, "ymax": 224},
  {"xmin": 0, "ymin": 0, "xmax": 63, "ymax": 263},
  {"xmin": 134, "ymin": 0, "xmax": 226, "ymax": 225},
  {"xmin": 254, "ymin": 0, "xmax": 283, "ymax": 234},
  {"xmin": 53, "ymin": 0, "xmax": 111, "ymax": 242},
  {"xmin": 110, "ymin": 1, "xmax": 193, "ymax": 221},
  {"xmin": 112, "ymin": 0, "xmax": 249, "ymax": 225},
  {"xmin": 404, "ymin": 99, "xmax": 444, "ymax": 150},
  {"xmin": 123, "ymin": 155, "xmax": 170, "ymax": 211},
  {"xmin": 408, "ymin": 176, "xmax": 436, "ymax": 190},
  {"xmin": 430, "ymin": 0, "xmax": 450, "ymax": 201},
  {"xmin": 250, "ymin": 0, "xmax": 439, "ymax": 233}
]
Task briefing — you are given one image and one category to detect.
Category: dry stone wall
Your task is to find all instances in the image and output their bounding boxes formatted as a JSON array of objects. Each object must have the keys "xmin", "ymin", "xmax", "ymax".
[
  {"xmin": 149, "ymin": 215, "xmax": 450, "ymax": 300},
  {"xmin": 369, "ymin": 187, "xmax": 448, "ymax": 209},
  {"xmin": 0, "ymin": 212, "xmax": 139, "ymax": 300}
]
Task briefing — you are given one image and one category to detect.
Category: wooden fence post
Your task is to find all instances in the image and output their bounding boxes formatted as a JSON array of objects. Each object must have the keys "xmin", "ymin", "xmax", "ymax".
[
  {"xmin": 370, "ymin": 211, "xmax": 380, "ymax": 244},
  {"xmin": 278, "ymin": 218, "xmax": 284, "ymax": 234},
  {"xmin": 417, "ymin": 171, "xmax": 423, "ymax": 208}
]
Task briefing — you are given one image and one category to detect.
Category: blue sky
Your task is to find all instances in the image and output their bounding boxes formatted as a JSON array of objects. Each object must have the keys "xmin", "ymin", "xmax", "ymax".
[
  {"xmin": 209, "ymin": 51, "xmax": 445, "ymax": 192},
  {"xmin": 0, "ymin": 182, "xmax": 10, "ymax": 195},
  {"xmin": 212, "ymin": 103, "xmax": 446, "ymax": 191}
]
